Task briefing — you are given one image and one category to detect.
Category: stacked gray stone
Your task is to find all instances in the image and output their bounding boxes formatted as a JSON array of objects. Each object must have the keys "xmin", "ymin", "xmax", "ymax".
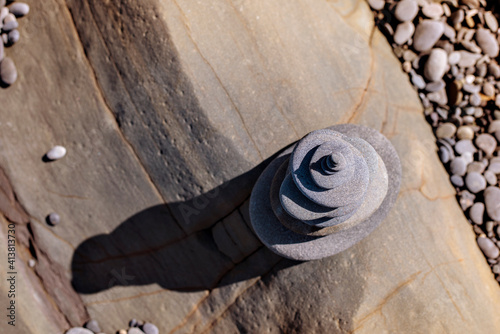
[{"xmin": 250, "ymin": 124, "xmax": 402, "ymax": 261}]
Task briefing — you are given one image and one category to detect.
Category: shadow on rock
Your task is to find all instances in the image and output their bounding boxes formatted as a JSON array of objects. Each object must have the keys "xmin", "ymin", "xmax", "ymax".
[{"xmin": 71, "ymin": 155, "xmax": 299, "ymax": 294}]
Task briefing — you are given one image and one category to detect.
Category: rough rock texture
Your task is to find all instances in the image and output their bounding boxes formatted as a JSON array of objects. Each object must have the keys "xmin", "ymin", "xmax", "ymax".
[{"xmin": 0, "ymin": 0, "xmax": 499, "ymax": 333}]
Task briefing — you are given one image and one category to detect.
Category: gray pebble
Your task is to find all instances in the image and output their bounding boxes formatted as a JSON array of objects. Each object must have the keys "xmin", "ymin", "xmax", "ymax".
[
  {"xmin": 1, "ymin": 33, "xmax": 7, "ymax": 45},
  {"xmin": 493, "ymin": 264, "xmax": 500, "ymax": 274},
  {"xmin": 451, "ymin": 174, "xmax": 464, "ymax": 187},
  {"xmin": 413, "ymin": 20, "xmax": 444, "ymax": 52},
  {"xmin": 476, "ymin": 28, "xmax": 499, "ymax": 58},
  {"xmin": 457, "ymin": 51, "xmax": 482, "ymax": 68},
  {"xmin": 411, "ymin": 72, "xmax": 426, "ymax": 89},
  {"xmin": 485, "ymin": 186, "xmax": 500, "ymax": 221},
  {"xmin": 463, "ymin": 115, "xmax": 475, "ymax": 124},
  {"xmin": 451, "ymin": 9, "xmax": 464, "ymax": 27},
  {"xmin": 9, "ymin": 3, "xmax": 30, "ymax": 17},
  {"xmin": 2, "ymin": 18, "xmax": 17, "ymax": 32},
  {"xmin": 484, "ymin": 170, "xmax": 497, "ymax": 186},
  {"xmin": 483, "ymin": 82, "xmax": 495, "ymax": 97},
  {"xmin": 394, "ymin": 21, "xmax": 415, "ymax": 45},
  {"xmin": 488, "ymin": 157, "xmax": 500, "ymax": 174},
  {"xmin": 425, "ymin": 80, "xmax": 445, "ymax": 93},
  {"xmin": 443, "ymin": 24, "xmax": 456, "ymax": 42},
  {"xmin": 448, "ymin": 51, "xmax": 461, "ymax": 65},
  {"xmin": 142, "ymin": 323, "xmax": 159, "ymax": 334},
  {"xmin": 84, "ymin": 320, "xmax": 100, "ymax": 333},
  {"xmin": 486, "ymin": 221, "xmax": 494, "ymax": 233},
  {"xmin": 0, "ymin": 42, "xmax": 3, "ymax": 62},
  {"xmin": 459, "ymin": 190, "xmax": 476, "ymax": 210},
  {"xmin": 47, "ymin": 213, "xmax": 60, "ymax": 226},
  {"xmin": 461, "ymin": 40, "xmax": 482, "ymax": 54},
  {"xmin": 488, "ymin": 120, "xmax": 500, "ymax": 133},
  {"xmin": 484, "ymin": 11, "xmax": 499, "ymax": 32},
  {"xmin": 470, "ymin": 93, "xmax": 482, "ymax": 107},
  {"xmin": 463, "ymin": 84, "xmax": 480, "ymax": 94},
  {"xmin": 439, "ymin": 146, "xmax": 451, "ymax": 163},
  {"xmin": 46, "ymin": 145, "xmax": 67, "ymax": 160},
  {"xmin": 0, "ymin": 57, "xmax": 17, "ymax": 85},
  {"xmin": 450, "ymin": 157, "xmax": 467, "ymax": 176},
  {"xmin": 462, "ymin": 152, "xmax": 474, "ymax": 165},
  {"xmin": 424, "ymin": 48, "xmax": 448, "ymax": 82},
  {"xmin": 488, "ymin": 62, "xmax": 500, "ymax": 78},
  {"xmin": 475, "ymin": 133, "xmax": 497, "ymax": 156},
  {"xmin": 421, "ymin": 3, "xmax": 443, "ymax": 19},
  {"xmin": 469, "ymin": 202, "xmax": 484, "ymax": 225},
  {"xmin": 455, "ymin": 139, "xmax": 477, "ymax": 155},
  {"xmin": 427, "ymin": 88, "xmax": 448, "ymax": 105},
  {"xmin": 7, "ymin": 29, "xmax": 18, "ymax": 44},
  {"xmin": 467, "ymin": 161, "xmax": 486, "ymax": 174},
  {"xmin": 477, "ymin": 236, "xmax": 500, "ymax": 259},
  {"xmin": 65, "ymin": 328, "xmax": 94, "ymax": 334},
  {"xmin": 395, "ymin": 0, "xmax": 418, "ymax": 22},
  {"xmin": 465, "ymin": 172, "xmax": 487, "ymax": 193}
]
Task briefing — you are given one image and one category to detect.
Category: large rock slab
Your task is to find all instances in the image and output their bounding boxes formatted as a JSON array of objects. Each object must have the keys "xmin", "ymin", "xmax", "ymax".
[{"xmin": 0, "ymin": 0, "xmax": 498, "ymax": 333}]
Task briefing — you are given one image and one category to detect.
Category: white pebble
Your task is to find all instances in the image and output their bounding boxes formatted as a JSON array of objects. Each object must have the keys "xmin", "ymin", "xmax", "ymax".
[
  {"xmin": 46, "ymin": 146, "xmax": 67, "ymax": 160},
  {"xmin": 28, "ymin": 259, "xmax": 35, "ymax": 268},
  {"xmin": 48, "ymin": 212, "xmax": 61, "ymax": 225}
]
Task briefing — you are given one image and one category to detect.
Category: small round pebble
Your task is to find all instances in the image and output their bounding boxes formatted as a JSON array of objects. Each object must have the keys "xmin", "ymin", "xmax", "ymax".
[
  {"xmin": 455, "ymin": 140, "xmax": 476, "ymax": 155},
  {"xmin": 448, "ymin": 51, "xmax": 461, "ymax": 65},
  {"xmin": 477, "ymin": 236, "xmax": 500, "ymax": 259},
  {"xmin": 9, "ymin": 2, "xmax": 30, "ymax": 17},
  {"xmin": 484, "ymin": 170, "xmax": 497, "ymax": 186},
  {"xmin": 28, "ymin": 258, "xmax": 36, "ymax": 268},
  {"xmin": 469, "ymin": 202, "xmax": 484, "ymax": 225},
  {"xmin": 475, "ymin": 133, "xmax": 497, "ymax": 156},
  {"xmin": 0, "ymin": 57, "xmax": 17, "ymax": 85},
  {"xmin": 436, "ymin": 123, "xmax": 457, "ymax": 139},
  {"xmin": 456, "ymin": 126, "xmax": 474, "ymax": 140},
  {"xmin": 46, "ymin": 145, "xmax": 67, "ymax": 160},
  {"xmin": 424, "ymin": 48, "xmax": 448, "ymax": 82},
  {"xmin": 465, "ymin": 172, "xmax": 487, "ymax": 194},
  {"xmin": 395, "ymin": 0, "xmax": 418, "ymax": 22},
  {"xmin": 450, "ymin": 174, "xmax": 464, "ymax": 187},
  {"xmin": 393, "ymin": 21, "xmax": 415, "ymax": 45},
  {"xmin": 485, "ymin": 186, "xmax": 500, "ymax": 221},
  {"xmin": 84, "ymin": 320, "xmax": 101, "ymax": 333},
  {"xmin": 421, "ymin": 3, "xmax": 443, "ymax": 19},
  {"xmin": 450, "ymin": 157, "xmax": 467, "ymax": 176},
  {"xmin": 142, "ymin": 323, "xmax": 159, "ymax": 334},
  {"xmin": 413, "ymin": 20, "xmax": 444, "ymax": 52},
  {"xmin": 65, "ymin": 328, "xmax": 94, "ymax": 334}
]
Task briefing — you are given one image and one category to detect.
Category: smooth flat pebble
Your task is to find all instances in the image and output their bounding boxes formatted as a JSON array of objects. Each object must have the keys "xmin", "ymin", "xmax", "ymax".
[
  {"xmin": 426, "ymin": 80, "xmax": 445, "ymax": 92},
  {"xmin": 470, "ymin": 93, "xmax": 482, "ymax": 107},
  {"xmin": 488, "ymin": 120, "xmax": 500, "ymax": 133},
  {"xmin": 450, "ymin": 157, "xmax": 467, "ymax": 176},
  {"xmin": 465, "ymin": 172, "xmax": 487, "ymax": 193},
  {"xmin": 457, "ymin": 51, "xmax": 482, "ymax": 68},
  {"xmin": 436, "ymin": 123, "xmax": 457, "ymax": 138},
  {"xmin": 65, "ymin": 328, "xmax": 94, "ymax": 334},
  {"xmin": 128, "ymin": 328, "xmax": 145, "ymax": 334},
  {"xmin": 46, "ymin": 145, "xmax": 67, "ymax": 160},
  {"xmin": 460, "ymin": 190, "xmax": 476, "ymax": 210},
  {"xmin": 484, "ymin": 186, "xmax": 500, "ymax": 221},
  {"xmin": 483, "ymin": 82, "xmax": 495, "ymax": 97},
  {"xmin": 394, "ymin": 21, "xmax": 415, "ymax": 45},
  {"xmin": 427, "ymin": 88, "xmax": 447, "ymax": 105},
  {"xmin": 488, "ymin": 158, "xmax": 500, "ymax": 174},
  {"xmin": 395, "ymin": 0, "xmax": 418, "ymax": 22},
  {"xmin": 484, "ymin": 170, "xmax": 497, "ymax": 185},
  {"xmin": 8, "ymin": 2, "xmax": 30, "ymax": 17},
  {"xmin": 467, "ymin": 161, "xmax": 486, "ymax": 174},
  {"xmin": 488, "ymin": 62, "xmax": 500, "ymax": 78},
  {"xmin": 455, "ymin": 139, "xmax": 476, "ymax": 155},
  {"xmin": 475, "ymin": 133, "xmax": 497, "ymax": 156},
  {"xmin": 411, "ymin": 72, "xmax": 426, "ymax": 89},
  {"xmin": 424, "ymin": 48, "xmax": 448, "ymax": 82},
  {"xmin": 469, "ymin": 202, "xmax": 484, "ymax": 225},
  {"xmin": 476, "ymin": 28, "xmax": 499, "ymax": 58},
  {"xmin": 2, "ymin": 19, "xmax": 17, "ymax": 32},
  {"xmin": 422, "ymin": 3, "xmax": 443, "ymax": 19},
  {"xmin": 47, "ymin": 212, "xmax": 60, "ymax": 225},
  {"xmin": 367, "ymin": 0, "xmax": 385, "ymax": 10},
  {"xmin": 448, "ymin": 51, "xmax": 461, "ymax": 65},
  {"xmin": 451, "ymin": 174, "xmax": 464, "ymax": 187},
  {"xmin": 0, "ymin": 57, "xmax": 16, "ymax": 85},
  {"xmin": 484, "ymin": 11, "xmax": 499, "ymax": 32},
  {"xmin": 477, "ymin": 236, "xmax": 500, "ymax": 259},
  {"xmin": 84, "ymin": 320, "xmax": 100, "ymax": 333},
  {"xmin": 8, "ymin": 29, "xmax": 19, "ymax": 44},
  {"xmin": 142, "ymin": 323, "xmax": 159, "ymax": 334},
  {"xmin": 463, "ymin": 84, "xmax": 480, "ymax": 94},
  {"xmin": 413, "ymin": 20, "xmax": 444, "ymax": 52}
]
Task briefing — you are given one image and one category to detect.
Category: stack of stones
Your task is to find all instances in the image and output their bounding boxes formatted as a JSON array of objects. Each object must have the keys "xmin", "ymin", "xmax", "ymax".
[
  {"xmin": 368, "ymin": 0, "xmax": 500, "ymax": 282},
  {"xmin": 0, "ymin": 0, "xmax": 29, "ymax": 86},
  {"xmin": 65, "ymin": 319, "xmax": 159, "ymax": 334}
]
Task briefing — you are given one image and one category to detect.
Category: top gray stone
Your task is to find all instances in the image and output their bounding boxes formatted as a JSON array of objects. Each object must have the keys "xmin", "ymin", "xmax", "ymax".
[
  {"xmin": 484, "ymin": 186, "xmax": 500, "ymax": 221},
  {"xmin": 395, "ymin": 0, "xmax": 419, "ymax": 22},
  {"xmin": 413, "ymin": 20, "xmax": 445, "ymax": 52},
  {"xmin": 476, "ymin": 28, "xmax": 499, "ymax": 58}
]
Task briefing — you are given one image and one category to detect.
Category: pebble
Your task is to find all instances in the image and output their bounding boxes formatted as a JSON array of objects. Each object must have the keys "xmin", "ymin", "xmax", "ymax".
[
  {"xmin": 467, "ymin": 161, "xmax": 486, "ymax": 174},
  {"xmin": 483, "ymin": 82, "xmax": 495, "ymax": 97},
  {"xmin": 450, "ymin": 157, "xmax": 467, "ymax": 176},
  {"xmin": 28, "ymin": 258, "xmax": 35, "ymax": 267},
  {"xmin": 421, "ymin": 3, "xmax": 443, "ymax": 19},
  {"xmin": 395, "ymin": 0, "xmax": 418, "ymax": 22},
  {"xmin": 455, "ymin": 139, "xmax": 476, "ymax": 155},
  {"xmin": 47, "ymin": 212, "xmax": 60, "ymax": 226},
  {"xmin": 451, "ymin": 174, "xmax": 464, "ymax": 187},
  {"xmin": 470, "ymin": 93, "xmax": 481, "ymax": 107},
  {"xmin": 424, "ymin": 49, "xmax": 448, "ymax": 82},
  {"xmin": 436, "ymin": 123, "xmax": 457, "ymax": 139},
  {"xmin": 485, "ymin": 186, "xmax": 500, "ymax": 221},
  {"xmin": 425, "ymin": 80, "xmax": 445, "ymax": 93},
  {"xmin": 484, "ymin": 11, "xmax": 498, "ymax": 32},
  {"xmin": 128, "ymin": 328, "xmax": 145, "ymax": 334},
  {"xmin": 413, "ymin": 20, "xmax": 444, "ymax": 52},
  {"xmin": 488, "ymin": 62, "xmax": 500, "ymax": 78},
  {"xmin": 427, "ymin": 88, "xmax": 447, "ymax": 105},
  {"xmin": 8, "ymin": 3, "xmax": 30, "ymax": 17},
  {"xmin": 0, "ymin": 57, "xmax": 16, "ymax": 85},
  {"xmin": 488, "ymin": 158, "xmax": 500, "ymax": 174},
  {"xmin": 84, "ymin": 320, "xmax": 101, "ymax": 333},
  {"xmin": 456, "ymin": 126, "xmax": 474, "ymax": 140},
  {"xmin": 457, "ymin": 51, "xmax": 481, "ymax": 68},
  {"xmin": 448, "ymin": 51, "xmax": 461, "ymax": 65},
  {"xmin": 476, "ymin": 28, "xmax": 499, "ymax": 58},
  {"xmin": 7, "ymin": 29, "xmax": 18, "ymax": 44},
  {"xmin": 119, "ymin": 330, "xmax": 127, "ymax": 334},
  {"xmin": 477, "ymin": 236, "xmax": 500, "ymax": 259},
  {"xmin": 46, "ymin": 145, "xmax": 67, "ymax": 160},
  {"xmin": 488, "ymin": 120, "xmax": 500, "ymax": 133},
  {"xmin": 484, "ymin": 170, "xmax": 497, "ymax": 186},
  {"xmin": 465, "ymin": 172, "xmax": 487, "ymax": 193},
  {"xmin": 411, "ymin": 72, "xmax": 426, "ymax": 89},
  {"xmin": 470, "ymin": 202, "xmax": 484, "ymax": 225},
  {"xmin": 142, "ymin": 323, "xmax": 159, "ymax": 334},
  {"xmin": 460, "ymin": 190, "xmax": 476, "ymax": 210},
  {"xmin": 65, "ymin": 328, "xmax": 94, "ymax": 334},
  {"xmin": 394, "ymin": 21, "xmax": 415, "ymax": 45},
  {"xmin": 463, "ymin": 84, "xmax": 480, "ymax": 94},
  {"xmin": 475, "ymin": 133, "xmax": 497, "ymax": 156},
  {"xmin": 439, "ymin": 146, "xmax": 451, "ymax": 163}
]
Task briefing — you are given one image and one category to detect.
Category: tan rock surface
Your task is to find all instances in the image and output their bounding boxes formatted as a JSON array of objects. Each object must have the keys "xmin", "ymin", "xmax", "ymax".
[{"xmin": 0, "ymin": 0, "xmax": 498, "ymax": 333}]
